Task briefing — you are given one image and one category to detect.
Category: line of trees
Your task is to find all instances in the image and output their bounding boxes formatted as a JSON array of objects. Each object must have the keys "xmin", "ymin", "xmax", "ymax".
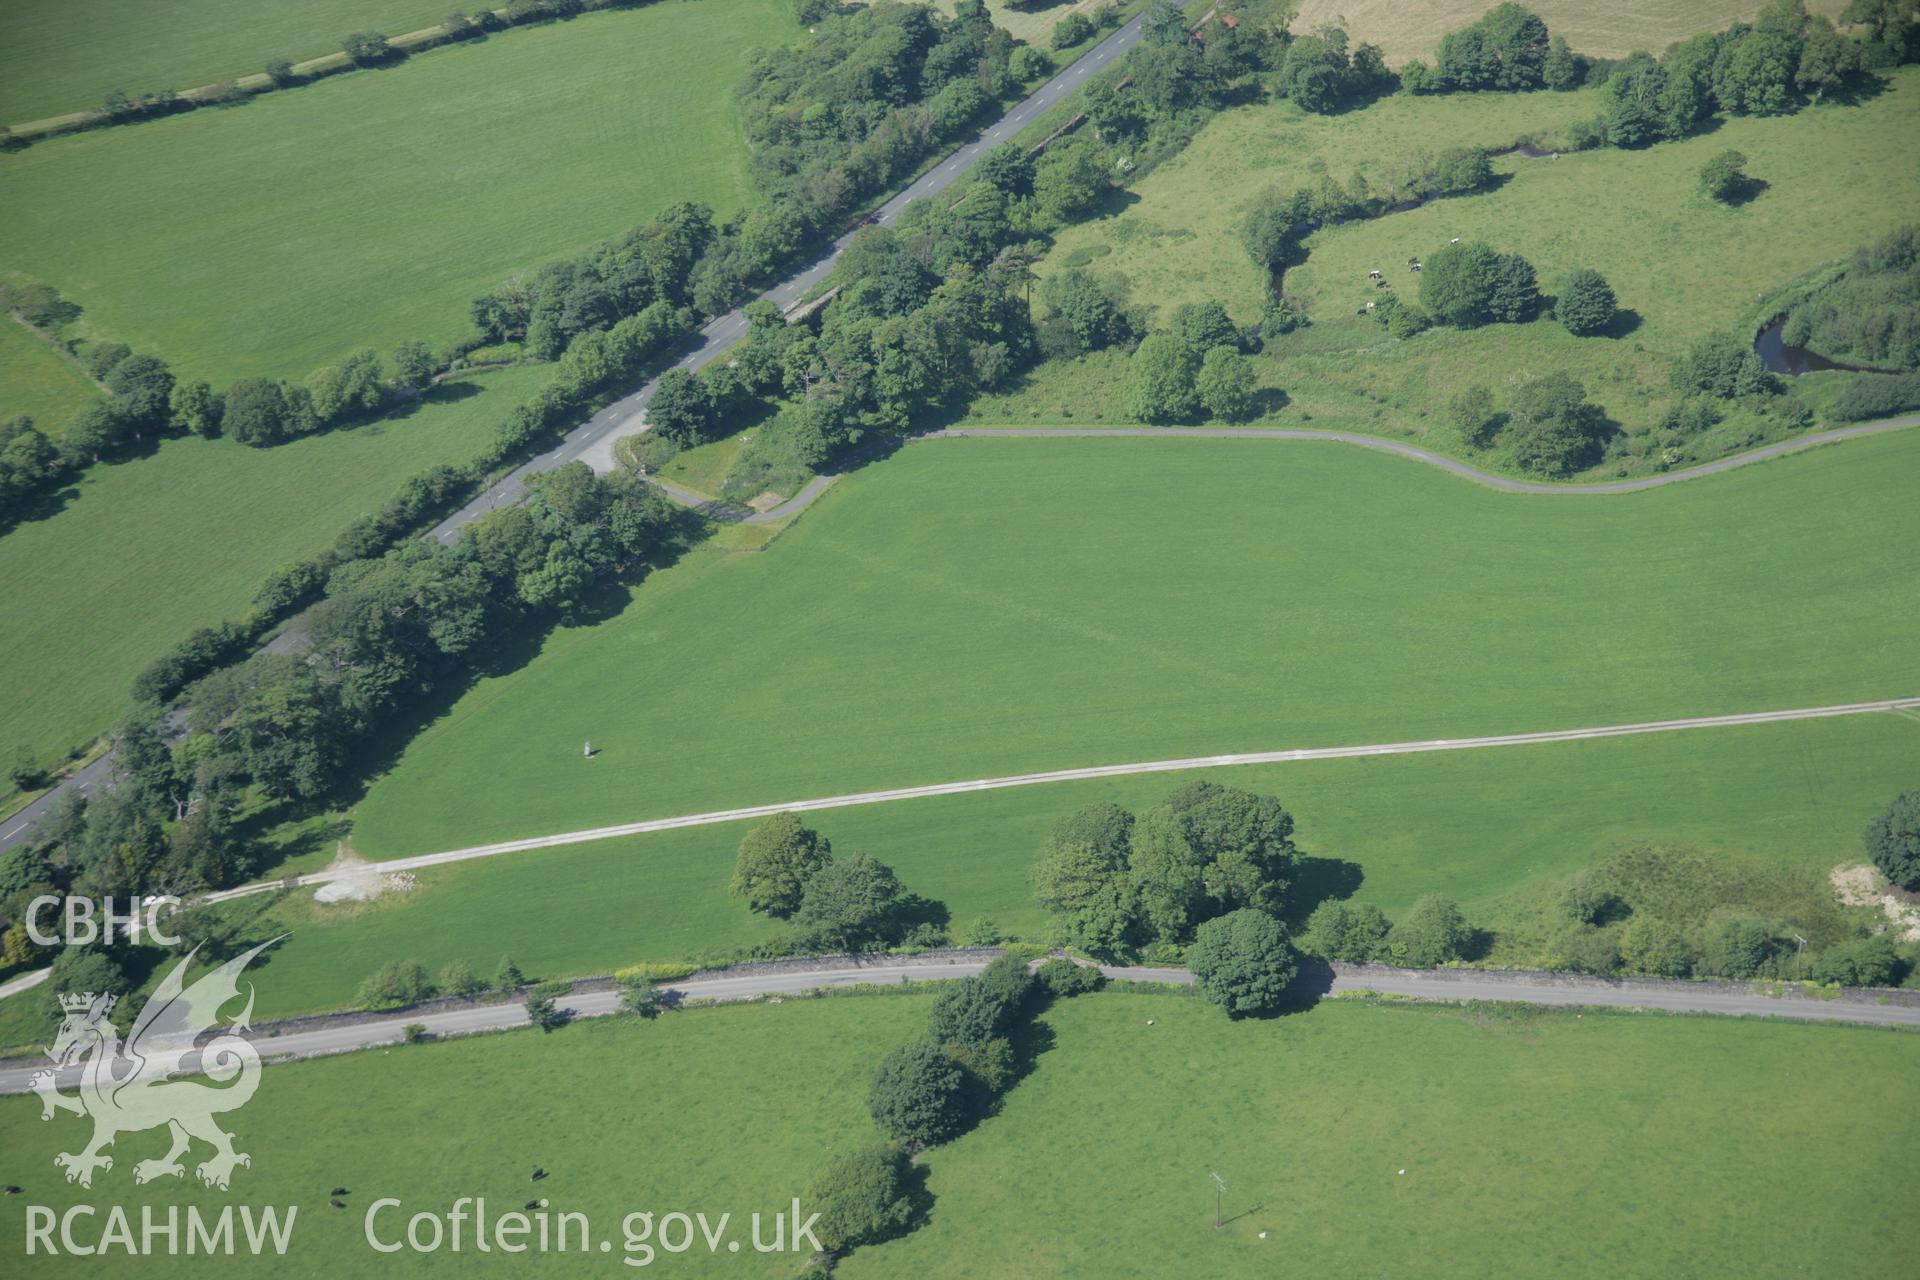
[
  {"xmin": 1400, "ymin": 3, "xmax": 1578, "ymax": 94},
  {"xmin": 815, "ymin": 952, "xmax": 1102, "ymax": 1269},
  {"xmin": 1121, "ymin": 299, "xmax": 1260, "ymax": 422},
  {"xmin": 704, "ymin": 1, "xmax": 1047, "ymax": 317},
  {"xmin": 0, "ymin": 280, "xmax": 471, "ymax": 526},
  {"xmin": 0, "ymin": 453, "xmax": 684, "ymax": 950},
  {"xmin": 469, "ymin": 203, "xmax": 711, "ymax": 358},
  {"xmin": 1299, "ymin": 826, "xmax": 1920, "ymax": 989},
  {"xmin": 7, "ymin": 0, "xmax": 682, "ymax": 145},
  {"xmin": 1239, "ymin": 143, "xmax": 1500, "ymax": 276},
  {"xmin": 1398, "ymin": 0, "xmax": 1909, "ymax": 124},
  {"xmin": 1597, "ymin": 0, "xmax": 1889, "ymax": 150},
  {"xmin": 729, "ymin": 813, "xmax": 951, "ymax": 952},
  {"xmin": 1029, "ymin": 783, "xmax": 1298, "ymax": 961},
  {"xmin": 178, "ymin": 462, "xmax": 675, "ymax": 806}
]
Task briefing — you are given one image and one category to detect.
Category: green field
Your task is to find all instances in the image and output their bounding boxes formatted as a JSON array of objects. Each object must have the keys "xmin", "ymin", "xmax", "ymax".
[
  {"xmin": 0, "ymin": 365, "xmax": 549, "ymax": 774},
  {"xmin": 2, "ymin": 992, "xmax": 1911, "ymax": 1276},
  {"xmin": 845, "ymin": 994, "xmax": 1920, "ymax": 1278},
  {"xmin": 0, "ymin": 0, "xmax": 460, "ymax": 122},
  {"xmin": 92, "ymin": 710, "xmax": 1903, "ymax": 1043},
  {"xmin": 0, "ymin": 0, "xmax": 786, "ymax": 386},
  {"xmin": 347, "ymin": 431, "xmax": 1920, "ymax": 857},
  {"xmin": 1040, "ymin": 84, "xmax": 1610, "ymax": 323},
  {"xmin": 1278, "ymin": 73, "xmax": 1920, "ymax": 444},
  {"xmin": 0, "ymin": 996, "xmax": 927, "ymax": 1277},
  {"xmin": 0, "ymin": 316, "xmax": 98, "ymax": 427},
  {"xmin": 1001, "ymin": 69, "xmax": 1920, "ymax": 465},
  {"xmin": 1289, "ymin": 0, "xmax": 1852, "ymax": 66}
]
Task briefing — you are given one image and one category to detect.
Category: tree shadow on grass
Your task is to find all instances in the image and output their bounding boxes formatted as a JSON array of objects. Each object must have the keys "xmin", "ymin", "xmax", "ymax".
[
  {"xmin": 233, "ymin": 809, "xmax": 352, "ymax": 874},
  {"xmin": 1235, "ymin": 960, "xmax": 1332, "ymax": 1020},
  {"xmin": 1246, "ymin": 386, "xmax": 1291, "ymax": 419},
  {"xmin": 0, "ymin": 476, "xmax": 86, "ymax": 536},
  {"xmin": 890, "ymin": 1160, "xmax": 939, "ymax": 1245},
  {"xmin": 971, "ymin": 1012, "xmax": 1058, "ymax": 1123},
  {"xmin": 1717, "ymin": 176, "xmax": 1771, "ymax": 207},
  {"xmin": 322, "ymin": 504, "xmax": 707, "ymax": 813},
  {"xmin": 1082, "ymin": 184, "xmax": 1143, "ymax": 224},
  {"xmin": 889, "ymin": 893, "xmax": 952, "ymax": 940},
  {"xmin": 1282, "ymin": 855, "xmax": 1365, "ymax": 927},
  {"xmin": 392, "ymin": 379, "xmax": 487, "ymax": 417},
  {"xmin": 1819, "ymin": 71, "xmax": 1890, "ymax": 108},
  {"xmin": 1601, "ymin": 307, "xmax": 1643, "ymax": 339}
]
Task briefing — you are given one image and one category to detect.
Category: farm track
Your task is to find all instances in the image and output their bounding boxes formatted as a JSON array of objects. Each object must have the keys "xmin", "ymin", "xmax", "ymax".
[
  {"xmin": 661, "ymin": 414, "xmax": 1920, "ymax": 524},
  {"xmin": 187, "ymin": 696, "xmax": 1920, "ymax": 905}
]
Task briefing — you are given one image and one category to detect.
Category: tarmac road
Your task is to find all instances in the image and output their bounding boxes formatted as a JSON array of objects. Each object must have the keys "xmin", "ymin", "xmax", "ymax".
[
  {"xmin": 0, "ymin": 6, "xmax": 1179, "ymax": 861},
  {"xmin": 6, "ymin": 955, "xmax": 1913, "ymax": 1095},
  {"xmin": 422, "ymin": 1, "xmax": 1182, "ymax": 546}
]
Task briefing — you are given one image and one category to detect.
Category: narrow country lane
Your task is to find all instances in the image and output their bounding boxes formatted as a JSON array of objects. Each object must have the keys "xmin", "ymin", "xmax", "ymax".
[{"xmin": 7, "ymin": 954, "xmax": 1914, "ymax": 1096}]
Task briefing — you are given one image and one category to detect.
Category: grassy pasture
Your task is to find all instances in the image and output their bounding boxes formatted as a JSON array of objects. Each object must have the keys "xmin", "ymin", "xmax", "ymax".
[
  {"xmin": 346, "ymin": 431, "xmax": 1920, "ymax": 857},
  {"xmin": 1003, "ymin": 69, "xmax": 1920, "ymax": 467},
  {"xmin": 0, "ymin": 996, "xmax": 928, "ymax": 1278},
  {"xmin": 845, "ymin": 993, "xmax": 1920, "ymax": 1278},
  {"xmin": 1, "ymin": 991, "xmax": 1910, "ymax": 1276},
  {"xmin": 0, "ymin": 0, "xmax": 458, "ymax": 123},
  {"xmin": 1039, "ymin": 84, "xmax": 1612, "ymax": 325},
  {"xmin": 0, "ymin": 366, "xmax": 550, "ymax": 777},
  {"xmin": 0, "ymin": 316, "xmax": 98, "ymax": 427},
  {"xmin": 1289, "ymin": 0, "xmax": 1852, "ymax": 67},
  {"xmin": 61, "ymin": 709, "xmax": 1900, "ymax": 1046},
  {"xmin": 1277, "ymin": 75, "xmax": 1920, "ymax": 444},
  {"xmin": 0, "ymin": 0, "xmax": 787, "ymax": 386}
]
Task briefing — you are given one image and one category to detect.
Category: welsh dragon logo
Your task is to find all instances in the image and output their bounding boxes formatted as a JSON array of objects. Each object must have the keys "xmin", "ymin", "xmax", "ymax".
[{"xmin": 32, "ymin": 939, "xmax": 281, "ymax": 1190}]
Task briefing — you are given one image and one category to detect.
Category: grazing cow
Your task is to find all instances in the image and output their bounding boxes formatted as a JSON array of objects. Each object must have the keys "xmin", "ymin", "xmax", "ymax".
[
  {"xmin": 1450, "ymin": 237, "xmax": 1462, "ymax": 244},
  {"xmin": 1407, "ymin": 256, "xmax": 1419, "ymax": 265},
  {"xmin": 1365, "ymin": 301, "xmax": 1376, "ymax": 312},
  {"xmin": 1368, "ymin": 269, "xmax": 1382, "ymax": 279},
  {"xmin": 1410, "ymin": 262, "xmax": 1422, "ymax": 272}
]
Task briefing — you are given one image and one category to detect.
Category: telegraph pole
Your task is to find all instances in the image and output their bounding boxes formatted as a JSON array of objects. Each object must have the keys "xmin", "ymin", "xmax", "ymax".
[{"xmin": 1210, "ymin": 1170, "xmax": 1227, "ymax": 1230}]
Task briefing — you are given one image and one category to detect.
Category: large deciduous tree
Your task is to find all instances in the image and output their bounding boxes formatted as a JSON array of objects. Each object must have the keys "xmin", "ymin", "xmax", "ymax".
[
  {"xmin": 1419, "ymin": 240, "xmax": 1501, "ymax": 327},
  {"xmin": 1503, "ymin": 371, "xmax": 1607, "ymax": 475},
  {"xmin": 808, "ymin": 1143, "xmax": 918, "ymax": 1253},
  {"xmin": 1555, "ymin": 268, "xmax": 1618, "ymax": 335},
  {"xmin": 730, "ymin": 813, "xmax": 833, "ymax": 917},
  {"xmin": 868, "ymin": 1040, "xmax": 971, "ymax": 1146},
  {"xmin": 792, "ymin": 853, "xmax": 905, "ymax": 952},
  {"xmin": 1128, "ymin": 782, "xmax": 1295, "ymax": 941},
  {"xmin": 1188, "ymin": 908, "xmax": 1298, "ymax": 1016},
  {"xmin": 1124, "ymin": 333, "xmax": 1200, "ymax": 422},
  {"xmin": 1384, "ymin": 895, "xmax": 1472, "ymax": 966},
  {"xmin": 1197, "ymin": 346, "xmax": 1256, "ymax": 420}
]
